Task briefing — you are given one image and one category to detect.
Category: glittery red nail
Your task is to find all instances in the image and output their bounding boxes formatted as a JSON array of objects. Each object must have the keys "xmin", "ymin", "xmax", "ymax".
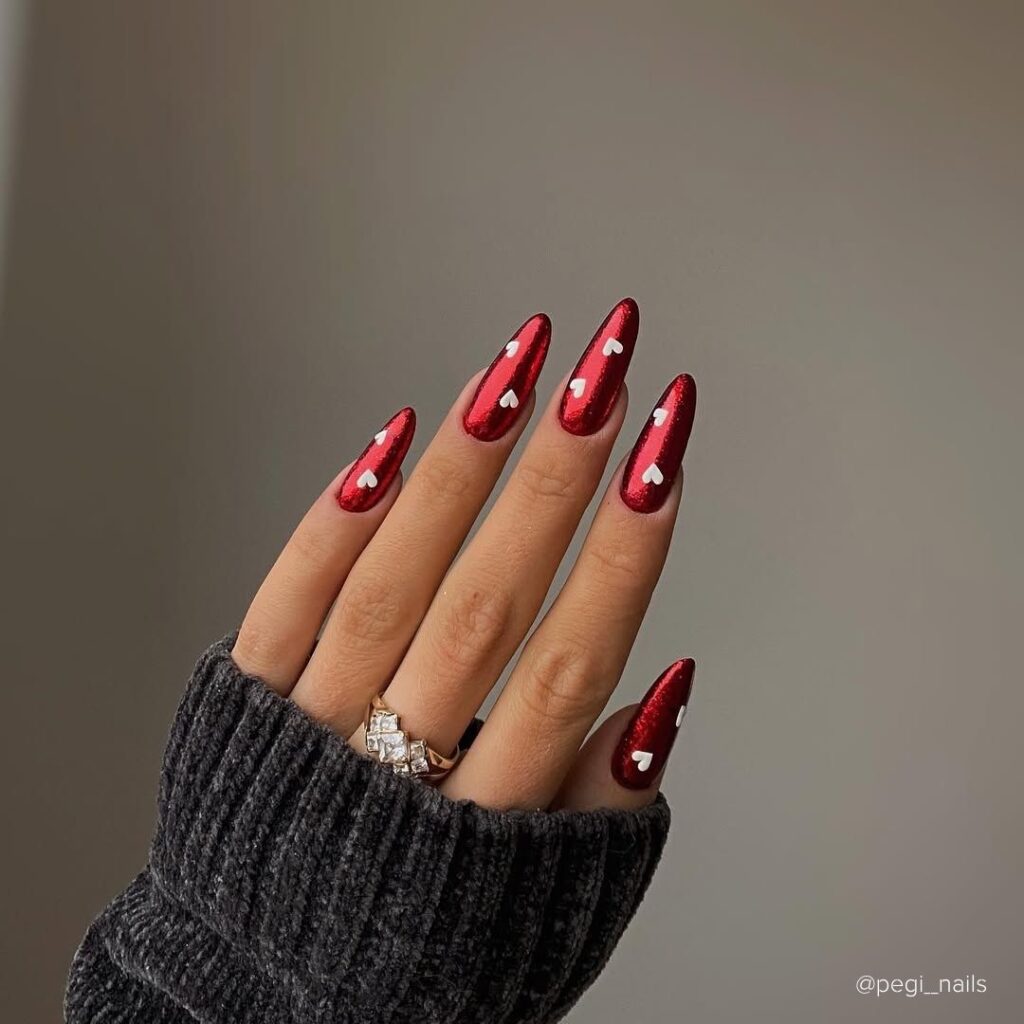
[
  {"xmin": 612, "ymin": 659, "xmax": 695, "ymax": 790},
  {"xmin": 463, "ymin": 313, "xmax": 550, "ymax": 441},
  {"xmin": 559, "ymin": 297, "xmax": 639, "ymax": 435},
  {"xmin": 336, "ymin": 407, "xmax": 415, "ymax": 512},
  {"xmin": 620, "ymin": 374, "xmax": 696, "ymax": 513}
]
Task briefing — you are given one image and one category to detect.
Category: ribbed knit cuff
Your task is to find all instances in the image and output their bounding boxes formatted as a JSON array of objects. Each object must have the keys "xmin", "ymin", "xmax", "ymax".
[{"xmin": 67, "ymin": 636, "xmax": 671, "ymax": 1024}]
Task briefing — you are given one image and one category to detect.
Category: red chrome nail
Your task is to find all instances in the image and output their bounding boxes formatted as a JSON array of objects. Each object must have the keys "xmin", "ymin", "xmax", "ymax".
[
  {"xmin": 559, "ymin": 297, "xmax": 639, "ymax": 435},
  {"xmin": 336, "ymin": 407, "xmax": 416, "ymax": 512},
  {"xmin": 612, "ymin": 659, "xmax": 695, "ymax": 790},
  {"xmin": 463, "ymin": 313, "xmax": 550, "ymax": 441},
  {"xmin": 620, "ymin": 374, "xmax": 696, "ymax": 513}
]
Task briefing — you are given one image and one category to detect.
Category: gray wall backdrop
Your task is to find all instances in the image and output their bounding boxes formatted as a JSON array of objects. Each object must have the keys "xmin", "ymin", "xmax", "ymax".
[{"xmin": 2, "ymin": 2, "xmax": 1022, "ymax": 1021}]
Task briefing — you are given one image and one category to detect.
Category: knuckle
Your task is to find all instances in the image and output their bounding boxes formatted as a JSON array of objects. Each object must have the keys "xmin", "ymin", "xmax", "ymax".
[
  {"xmin": 435, "ymin": 577, "xmax": 514, "ymax": 672},
  {"xmin": 515, "ymin": 453, "xmax": 579, "ymax": 505},
  {"xmin": 581, "ymin": 538, "xmax": 649, "ymax": 592},
  {"xmin": 288, "ymin": 521, "xmax": 336, "ymax": 569},
  {"xmin": 416, "ymin": 453, "xmax": 473, "ymax": 503},
  {"xmin": 517, "ymin": 640, "xmax": 603, "ymax": 726},
  {"xmin": 331, "ymin": 570, "xmax": 405, "ymax": 645},
  {"xmin": 233, "ymin": 615, "xmax": 286, "ymax": 674}
]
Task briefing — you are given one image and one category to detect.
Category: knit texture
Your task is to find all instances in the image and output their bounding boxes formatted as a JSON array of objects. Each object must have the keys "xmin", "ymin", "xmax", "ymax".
[{"xmin": 66, "ymin": 636, "xmax": 670, "ymax": 1023}]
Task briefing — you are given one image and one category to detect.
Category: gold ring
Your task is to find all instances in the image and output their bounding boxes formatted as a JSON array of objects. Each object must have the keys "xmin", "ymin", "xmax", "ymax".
[{"xmin": 362, "ymin": 694, "xmax": 458, "ymax": 782}]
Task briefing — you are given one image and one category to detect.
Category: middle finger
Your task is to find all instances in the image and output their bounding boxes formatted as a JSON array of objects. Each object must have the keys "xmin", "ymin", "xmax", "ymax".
[
  {"xmin": 382, "ymin": 298, "xmax": 641, "ymax": 754},
  {"xmin": 445, "ymin": 373, "xmax": 696, "ymax": 809}
]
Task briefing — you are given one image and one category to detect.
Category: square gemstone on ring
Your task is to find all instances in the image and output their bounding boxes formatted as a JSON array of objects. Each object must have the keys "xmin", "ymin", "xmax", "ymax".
[
  {"xmin": 379, "ymin": 731, "xmax": 409, "ymax": 765},
  {"xmin": 408, "ymin": 739, "xmax": 429, "ymax": 774},
  {"xmin": 369, "ymin": 711, "xmax": 399, "ymax": 735}
]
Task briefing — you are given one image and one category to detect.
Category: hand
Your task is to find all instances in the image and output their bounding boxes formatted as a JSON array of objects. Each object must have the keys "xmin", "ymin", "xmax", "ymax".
[{"xmin": 232, "ymin": 298, "xmax": 696, "ymax": 813}]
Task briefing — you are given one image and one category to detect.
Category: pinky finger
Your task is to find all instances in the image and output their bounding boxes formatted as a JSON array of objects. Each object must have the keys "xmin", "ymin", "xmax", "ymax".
[{"xmin": 554, "ymin": 659, "xmax": 695, "ymax": 812}]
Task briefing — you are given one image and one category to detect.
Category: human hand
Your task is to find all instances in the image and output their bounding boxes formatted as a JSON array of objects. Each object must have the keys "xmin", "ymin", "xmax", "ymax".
[
  {"xmin": 232, "ymin": 298, "xmax": 697, "ymax": 814},
  {"xmin": 67, "ymin": 300, "xmax": 699, "ymax": 1024}
]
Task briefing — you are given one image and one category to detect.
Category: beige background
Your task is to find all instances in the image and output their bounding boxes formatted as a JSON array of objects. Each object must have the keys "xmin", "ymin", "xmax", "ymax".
[{"xmin": 2, "ymin": 2, "xmax": 1022, "ymax": 1021}]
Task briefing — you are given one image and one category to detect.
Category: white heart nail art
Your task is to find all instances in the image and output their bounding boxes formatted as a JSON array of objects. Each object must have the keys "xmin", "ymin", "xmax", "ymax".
[
  {"xmin": 676, "ymin": 705, "xmax": 687, "ymax": 727},
  {"xmin": 499, "ymin": 389, "xmax": 519, "ymax": 409},
  {"xmin": 374, "ymin": 430, "xmax": 387, "ymax": 446},
  {"xmin": 602, "ymin": 337, "xmax": 624, "ymax": 357},
  {"xmin": 641, "ymin": 462, "xmax": 664, "ymax": 485},
  {"xmin": 631, "ymin": 750, "xmax": 654, "ymax": 772},
  {"xmin": 505, "ymin": 340, "xmax": 519, "ymax": 358},
  {"xmin": 356, "ymin": 469, "xmax": 378, "ymax": 489},
  {"xmin": 652, "ymin": 408, "xmax": 668, "ymax": 427},
  {"xmin": 568, "ymin": 378, "xmax": 586, "ymax": 399}
]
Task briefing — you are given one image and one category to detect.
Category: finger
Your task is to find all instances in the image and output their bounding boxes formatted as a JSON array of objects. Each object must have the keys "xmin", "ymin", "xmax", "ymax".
[
  {"xmin": 290, "ymin": 313, "xmax": 548, "ymax": 735},
  {"xmin": 443, "ymin": 471, "xmax": 681, "ymax": 808},
  {"xmin": 445, "ymin": 375, "xmax": 695, "ymax": 809},
  {"xmin": 232, "ymin": 406, "xmax": 414, "ymax": 692},
  {"xmin": 554, "ymin": 658, "xmax": 695, "ymax": 811},
  {"xmin": 383, "ymin": 299, "xmax": 641, "ymax": 756}
]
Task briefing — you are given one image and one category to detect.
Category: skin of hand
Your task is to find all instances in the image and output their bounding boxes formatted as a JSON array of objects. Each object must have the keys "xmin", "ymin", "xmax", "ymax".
[{"xmin": 232, "ymin": 299, "xmax": 697, "ymax": 813}]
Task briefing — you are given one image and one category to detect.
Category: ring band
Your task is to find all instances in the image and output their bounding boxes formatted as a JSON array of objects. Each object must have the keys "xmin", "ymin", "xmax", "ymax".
[{"xmin": 362, "ymin": 694, "xmax": 458, "ymax": 782}]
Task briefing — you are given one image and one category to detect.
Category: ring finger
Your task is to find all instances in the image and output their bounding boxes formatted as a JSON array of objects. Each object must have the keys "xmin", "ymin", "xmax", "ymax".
[{"xmin": 289, "ymin": 312, "xmax": 549, "ymax": 733}]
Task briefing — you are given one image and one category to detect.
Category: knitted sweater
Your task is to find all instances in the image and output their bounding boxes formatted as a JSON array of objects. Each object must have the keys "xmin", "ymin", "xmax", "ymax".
[{"xmin": 66, "ymin": 637, "xmax": 670, "ymax": 1023}]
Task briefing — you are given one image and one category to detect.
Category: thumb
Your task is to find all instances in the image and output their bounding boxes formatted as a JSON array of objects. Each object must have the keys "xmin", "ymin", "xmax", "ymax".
[{"xmin": 554, "ymin": 659, "xmax": 695, "ymax": 812}]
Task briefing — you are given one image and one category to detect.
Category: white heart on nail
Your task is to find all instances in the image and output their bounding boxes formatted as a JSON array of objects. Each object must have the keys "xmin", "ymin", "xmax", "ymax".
[
  {"xmin": 374, "ymin": 429, "xmax": 387, "ymax": 446},
  {"xmin": 569, "ymin": 378, "xmax": 586, "ymax": 399},
  {"xmin": 356, "ymin": 469, "xmax": 378, "ymax": 489},
  {"xmin": 602, "ymin": 337, "xmax": 624, "ymax": 357},
  {"xmin": 641, "ymin": 462, "xmax": 664, "ymax": 485},
  {"xmin": 676, "ymin": 705, "xmax": 687, "ymax": 727},
  {"xmin": 652, "ymin": 408, "xmax": 668, "ymax": 427},
  {"xmin": 631, "ymin": 750, "xmax": 654, "ymax": 772},
  {"xmin": 499, "ymin": 389, "xmax": 519, "ymax": 409},
  {"xmin": 505, "ymin": 340, "xmax": 519, "ymax": 358}
]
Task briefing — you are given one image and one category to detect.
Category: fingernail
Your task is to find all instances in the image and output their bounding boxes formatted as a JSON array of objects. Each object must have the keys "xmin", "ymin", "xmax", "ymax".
[
  {"xmin": 463, "ymin": 313, "xmax": 550, "ymax": 441},
  {"xmin": 559, "ymin": 297, "xmax": 639, "ymax": 435},
  {"xmin": 620, "ymin": 373, "xmax": 696, "ymax": 513},
  {"xmin": 612, "ymin": 659, "xmax": 695, "ymax": 790},
  {"xmin": 336, "ymin": 406, "xmax": 416, "ymax": 512}
]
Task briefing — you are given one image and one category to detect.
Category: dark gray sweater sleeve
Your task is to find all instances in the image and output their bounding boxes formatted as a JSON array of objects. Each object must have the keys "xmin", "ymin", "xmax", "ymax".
[{"xmin": 66, "ymin": 636, "xmax": 671, "ymax": 1024}]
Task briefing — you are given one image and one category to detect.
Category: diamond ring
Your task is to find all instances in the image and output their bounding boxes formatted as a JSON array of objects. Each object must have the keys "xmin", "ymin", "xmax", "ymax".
[{"xmin": 361, "ymin": 694, "xmax": 459, "ymax": 782}]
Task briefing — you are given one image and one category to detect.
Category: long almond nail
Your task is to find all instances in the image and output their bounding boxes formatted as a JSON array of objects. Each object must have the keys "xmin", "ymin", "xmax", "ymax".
[
  {"xmin": 620, "ymin": 374, "xmax": 696, "ymax": 513},
  {"xmin": 559, "ymin": 297, "xmax": 639, "ymax": 435},
  {"xmin": 463, "ymin": 313, "xmax": 550, "ymax": 441},
  {"xmin": 612, "ymin": 659, "xmax": 695, "ymax": 789},
  {"xmin": 336, "ymin": 407, "xmax": 416, "ymax": 512}
]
